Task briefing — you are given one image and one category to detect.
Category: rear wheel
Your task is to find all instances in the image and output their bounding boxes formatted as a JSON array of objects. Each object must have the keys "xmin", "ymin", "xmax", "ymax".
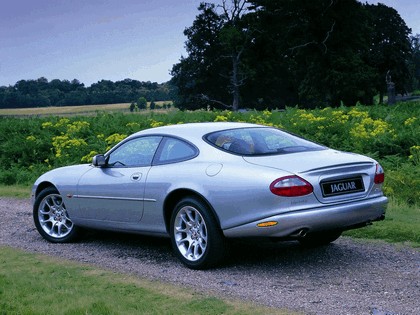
[
  {"xmin": 299, "ymin": 230, "xmax": 342, "ymax": 247},
  {"xmin": 170, "ymin": 197, "xmax": 225, "ymax": 269},
  {"xmin": 33, "ymin": 187, "xmax": 79, "ymax": 243}
]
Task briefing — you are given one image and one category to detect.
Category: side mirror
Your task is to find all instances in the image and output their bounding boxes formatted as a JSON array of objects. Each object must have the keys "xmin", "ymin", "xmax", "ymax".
[{"xmin": 92, "ymin": 154, "xmax": 106, "ymax": 167}]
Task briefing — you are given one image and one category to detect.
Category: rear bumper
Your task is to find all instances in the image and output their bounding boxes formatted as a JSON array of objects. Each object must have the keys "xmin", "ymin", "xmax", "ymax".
[{"xmin": 223, "ymin": 196, "xmax": 388, "ymax": 238}]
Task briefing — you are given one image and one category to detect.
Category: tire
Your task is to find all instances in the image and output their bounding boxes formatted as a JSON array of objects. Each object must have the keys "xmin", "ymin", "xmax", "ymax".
[
  {"xmin": 299, "ymin": 230, "xmax": 342, "ymax": 247},
  {"xmin": 170, "ymin": 197, "xmax": 226, "ymax": 269},
  {"xmin": 33, "ymin": 187, "xmax": 79, "ymax": 243}
]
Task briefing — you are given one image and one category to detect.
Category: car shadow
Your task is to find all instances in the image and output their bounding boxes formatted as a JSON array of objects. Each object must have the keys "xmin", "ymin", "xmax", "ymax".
[{"xmin": 78, "ymin": 230, "xmax": 367, "ymax": 271}]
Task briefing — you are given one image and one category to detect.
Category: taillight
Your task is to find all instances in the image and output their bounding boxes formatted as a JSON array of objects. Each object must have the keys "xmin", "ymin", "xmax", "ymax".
[
  {"xmin": 270, "ymin": 175, "xmax": 313, "ymax": 197},
  {"xmin": 374, "ymin": 163, "xmax": 385, "ymax": 184}
]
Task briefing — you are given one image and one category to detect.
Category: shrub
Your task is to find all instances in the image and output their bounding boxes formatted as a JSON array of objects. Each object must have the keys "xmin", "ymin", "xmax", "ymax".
[{"xmin": 0, "ymin": 101, "xmax": 418, "ymax": 205}]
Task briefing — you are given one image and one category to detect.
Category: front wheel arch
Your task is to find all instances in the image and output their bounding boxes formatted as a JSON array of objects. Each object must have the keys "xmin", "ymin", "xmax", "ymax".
[{"xmin": 34, "ymin": 181, "xmax": 55, "ymax": 199}]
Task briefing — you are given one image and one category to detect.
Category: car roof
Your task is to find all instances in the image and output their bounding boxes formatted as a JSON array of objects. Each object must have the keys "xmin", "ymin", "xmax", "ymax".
[{"xmin": 130, "ymin": 122, "xmax": 264, "ymax": 141}]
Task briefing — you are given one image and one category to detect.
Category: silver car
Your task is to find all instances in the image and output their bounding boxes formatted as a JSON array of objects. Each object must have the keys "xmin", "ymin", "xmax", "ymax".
[{"xmin": 32, "ymin": 122, "xmax": 387, "ymax": 269}]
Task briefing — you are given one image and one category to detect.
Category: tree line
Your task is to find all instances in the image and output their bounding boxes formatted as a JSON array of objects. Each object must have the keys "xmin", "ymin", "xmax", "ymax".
[
  {"xmin": 0, "ymin": 78, "xmax": 175, "ymax": 109},
  {"xmin": 171, "ymin": 0, "xmax": 420, "ymax": 110}
]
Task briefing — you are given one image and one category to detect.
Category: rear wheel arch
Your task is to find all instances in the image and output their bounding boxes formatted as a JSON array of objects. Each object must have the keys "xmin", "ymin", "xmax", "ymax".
[{"xmin": 163, "ymin": 189, "xmax": 221, "ymax": 234}]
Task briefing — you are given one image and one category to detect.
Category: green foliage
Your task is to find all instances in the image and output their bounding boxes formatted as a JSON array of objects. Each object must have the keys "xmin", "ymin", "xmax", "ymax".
[
  {"xmin": 0, "ymin": 247, "xmax": 285, "ymax": 315},
  {"xmin": 137, "ymin": 97, "xmax": 148, "ymax": 110},
  {"xmin": 0, "ymin": 102, "xmax": 418, "ymax": 206}
]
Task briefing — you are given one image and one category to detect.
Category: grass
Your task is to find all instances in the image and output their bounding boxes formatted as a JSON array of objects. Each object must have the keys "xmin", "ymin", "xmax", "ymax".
[
  {"xmin": 0, "ymin": 102, "xmax": 173, "ymax": 116},
  {"xmin": 0, "ymin": 246, "xmax": 294, "ymax": 315},
  {"xmin": 344, "ymin": 198, "xmax": 420, "ymax": 247},
  {"xmin": 0, "ymin": 184, "xmax": 31, "ymax": 198}
]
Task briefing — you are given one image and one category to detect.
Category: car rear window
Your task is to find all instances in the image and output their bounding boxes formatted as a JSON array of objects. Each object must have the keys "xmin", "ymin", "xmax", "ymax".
[{"xmin": 205, "ymin": 127, "xmax": 325, "ymax": 156}]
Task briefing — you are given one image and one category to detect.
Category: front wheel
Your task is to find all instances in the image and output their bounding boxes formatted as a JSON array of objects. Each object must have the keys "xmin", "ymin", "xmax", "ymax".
[
  {"xmin": 33, "ymin": 187, "xmax": 79, "ymax": 243},
  {"xmin": 170, "ymin": 197, "xmax": 225, "ymax": 269}
]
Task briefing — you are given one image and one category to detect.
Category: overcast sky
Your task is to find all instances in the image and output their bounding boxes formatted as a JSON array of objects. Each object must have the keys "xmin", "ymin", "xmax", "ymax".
[{"xmin": 1, "ymin": 0, "xmax": 419, "ymax": 87}]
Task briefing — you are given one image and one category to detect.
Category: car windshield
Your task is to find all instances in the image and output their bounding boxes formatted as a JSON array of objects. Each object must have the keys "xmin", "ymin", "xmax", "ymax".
[{"xmin": 205, "ymin": 127, "xmax": 326, "ymax": 156}]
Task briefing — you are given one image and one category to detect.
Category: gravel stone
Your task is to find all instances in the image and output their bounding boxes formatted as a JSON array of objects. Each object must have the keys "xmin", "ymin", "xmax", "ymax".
[{"xmin": 1, "ymin": 197, "xmax": 419, "ymax": 315}]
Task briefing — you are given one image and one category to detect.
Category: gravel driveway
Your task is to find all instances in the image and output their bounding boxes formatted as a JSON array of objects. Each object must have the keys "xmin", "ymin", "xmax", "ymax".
[{"xmin": 1, "ymin": 197, "xmax": 419, "ymax": 315}]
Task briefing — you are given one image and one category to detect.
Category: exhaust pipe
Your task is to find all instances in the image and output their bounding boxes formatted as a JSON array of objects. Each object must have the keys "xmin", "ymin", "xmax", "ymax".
[{"xmin": 290, "ymin": 228, "xmax": 308, "ymax": 238}]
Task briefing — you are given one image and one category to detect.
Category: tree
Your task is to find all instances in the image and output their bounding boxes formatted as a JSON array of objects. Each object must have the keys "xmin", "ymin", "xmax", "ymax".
[
  {"xmin": 129, "ymin": 102, "xmax": 137, "ymax": 112},
  {"xmin": 247, "ymin": 0, "xmax": 376, "ymax": 107},
  {"xmin": 363, "ymin": 3, "xmax": 412, "ymax": 103},
  {"xmin": 217, "ymin": 0, "xmax": 253, "ymax": 111},
  {"xmin": 150, "ymin": 100, "xmax": 156, "ymax": 110},
  {"xmin": 409, "ymin": 34, "xmax": 420, "ymax": 90},
  {"xmin": 137, "ymin": 97, "xmax": 147, "ymax": 110},
  {"xmin": 172, "ymin": 1, "xmax": 255, "ymax": 111},
  {"xmin": 171, "ymin": 3, "xmax": 228, "ymax": 110}
]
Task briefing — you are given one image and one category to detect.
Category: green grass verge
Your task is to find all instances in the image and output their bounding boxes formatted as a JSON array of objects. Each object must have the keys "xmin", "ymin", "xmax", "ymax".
[
  {"xmin": 0, "ymin": 246, "xmax": 294, "ymax": 315},
  {"xmin": 344, "ymin": 198, "xmax": 420, "ymax": 247},
  {"xmin": 0, "ymin": 184, "xmax": 31, "ymax": 198}
]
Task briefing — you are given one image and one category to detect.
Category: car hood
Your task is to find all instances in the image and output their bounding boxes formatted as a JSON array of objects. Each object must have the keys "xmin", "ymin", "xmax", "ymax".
[{"xmin": 243, "ymin": 149, "xmax": 375, "ymax": 174}]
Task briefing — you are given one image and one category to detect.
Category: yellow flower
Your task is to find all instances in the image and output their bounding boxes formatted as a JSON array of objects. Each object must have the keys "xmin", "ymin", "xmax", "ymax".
[
  {"xmin": 214, "ymin": 115, "xmax": 228, "ymax": 122},
  {"xmin": 26, "ymin": 135, "xmax": 36, "ymax": 141},
  {"xmin": 262, "ymin": 109, "xmax": 272, "ymax": 117},
  {"xmin": 404, "ymin": 117, "xmax": 417, "ymax": 126},
  {"xmin": 149, "ymin": 120, "xmax": 165, "ymax": 128},
  {"xmin": 81, "ymin": 150, "xmax": 98, "ymax": 163},
  {"xmin": 54, "ymin": 118, "xmax": 70, "ymax": 128},
  {"xmin": 350, "ymin": 123, "xmax": 370, "ymax": 139},
  {"xmin": 67, "ymin": 121, "xmax": 90, "ymax": 134},
  {"xmin": 348, "ymin": 109, "xmax": 369, "ymax": 119},
  {"xmin": 105, "ymin": 133, "xmax": 127, "ymax": 146},
  {"xmin": 331, "ymin": 110, "xmax": 349, "ymax": 123},
  {"xmin": 299, "ymin": 112, "xmax": 326, "ymax": 123},
  {"xmin": 41, "ymin": 122, "xmax": 53, "ymax": 129},
  {"xmin": 52, "ymin": 135, "xmax": 87, "ymax": 159}
]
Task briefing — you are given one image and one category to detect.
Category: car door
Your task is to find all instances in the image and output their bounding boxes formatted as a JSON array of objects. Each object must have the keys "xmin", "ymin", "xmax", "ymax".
[{"xmin": 74, "ymin": 136, "xmax": 162, "ymax": 223}]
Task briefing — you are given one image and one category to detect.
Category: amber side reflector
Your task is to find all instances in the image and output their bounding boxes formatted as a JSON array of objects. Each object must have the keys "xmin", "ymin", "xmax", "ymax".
[{"xmin": 257, "ymin": 221, "xmax": 278, "ymax": 228}]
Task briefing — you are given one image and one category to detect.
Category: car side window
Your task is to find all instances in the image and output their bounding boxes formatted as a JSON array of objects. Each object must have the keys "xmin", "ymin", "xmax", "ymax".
[
  {"xmin": 107, "ymin": 136, "xmax": 162, "ymax": 167},
  {"xmin": 156, "ymin": 137, "xmax": 197, "ymax": 164}
]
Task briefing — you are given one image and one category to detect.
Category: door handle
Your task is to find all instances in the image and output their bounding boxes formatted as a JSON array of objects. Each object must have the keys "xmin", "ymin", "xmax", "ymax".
[{"xmin": 130, "ymin": 173, "xmax": 142, "ymax": 181}]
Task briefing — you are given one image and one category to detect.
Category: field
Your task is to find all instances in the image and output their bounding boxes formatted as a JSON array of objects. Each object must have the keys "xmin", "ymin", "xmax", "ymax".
[
  {"xmin": 0, "ymin": 101, "xmax": 419, "ymax": 245},
  {"xmin": 0, "ymin": 101, "xmax": 172, "ymax": 116}
]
